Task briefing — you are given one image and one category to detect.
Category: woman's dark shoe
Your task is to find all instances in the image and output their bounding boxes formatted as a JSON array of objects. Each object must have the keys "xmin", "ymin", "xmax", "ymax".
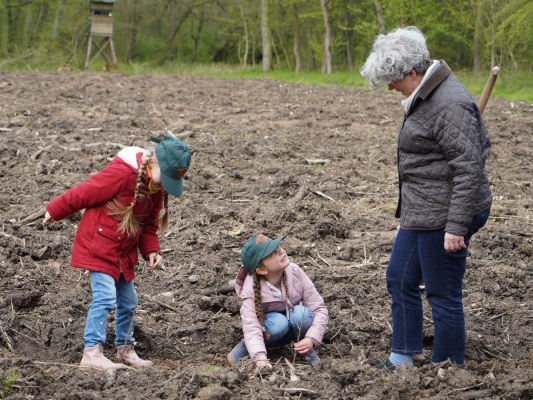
[{"xmin": 373, "ymin": 359, "xmax": 396, "ymax": 371}]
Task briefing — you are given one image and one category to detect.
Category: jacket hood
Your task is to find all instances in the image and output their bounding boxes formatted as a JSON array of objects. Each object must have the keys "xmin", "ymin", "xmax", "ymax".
[{"xmin": 235, "ymin": 265, "xmax": 248, "ymax": 297}]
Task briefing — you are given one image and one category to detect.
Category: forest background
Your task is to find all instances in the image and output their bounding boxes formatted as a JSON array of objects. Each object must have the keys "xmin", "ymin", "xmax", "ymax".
[{"xmin": 0, "ymin": 0, "xmax": 532, "ymax": 102}]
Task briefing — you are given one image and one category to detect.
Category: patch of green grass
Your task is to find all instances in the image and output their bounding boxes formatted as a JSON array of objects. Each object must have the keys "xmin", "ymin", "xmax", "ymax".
[
  {"xmin": 5, "ymin": 57, "xmax": 533, "ymax": 103},
  {"xmin": 455, "ymin": 69, "xmax": 533, "ymax": 103},
  {"xmin": 205, "ymin": 365, "xmax": 219, "ymax": 372},
  {"xmin": 1, "ymin": 370, "xmax": 17, "ymax": 399}
]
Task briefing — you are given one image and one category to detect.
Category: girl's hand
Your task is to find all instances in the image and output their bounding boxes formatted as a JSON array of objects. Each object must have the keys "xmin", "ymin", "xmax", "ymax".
[
  {"xmin": 147, "ymin": 252, "xmax": 162, "ymax": 269},
  {"xmin": 444, "ymin": 232, "xmax": 466, "ymax": 252},
  {"xmin": 43, "ymin": 211, "xmax": 53, "ymax": 225},
  {"xmin": 254, "ymin": 353, "xmax": 272, "ymax": 370},
  {"xmin": 294, "ymin": 337, "xmax": 314, "ymax": 355}
]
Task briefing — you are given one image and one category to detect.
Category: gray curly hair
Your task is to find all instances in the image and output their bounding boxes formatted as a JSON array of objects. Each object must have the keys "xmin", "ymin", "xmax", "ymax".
[{"xmin": 360, "ymin": 26, "xmax": 431, "ymax": 89}]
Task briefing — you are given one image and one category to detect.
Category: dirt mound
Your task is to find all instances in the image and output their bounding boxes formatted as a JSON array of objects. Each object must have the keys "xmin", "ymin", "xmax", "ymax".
[{"xmin": 0, "ymin": 71, "xmax": 532, "ymax": 398}]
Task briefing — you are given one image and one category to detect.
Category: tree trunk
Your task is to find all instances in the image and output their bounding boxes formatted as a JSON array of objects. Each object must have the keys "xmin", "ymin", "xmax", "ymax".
[
  {"xmin": 252, "ymin": 33, "xmax": 256, "ymax": 68},
  {"xmin": 473, "ymin": 0, "xmax": 484, "ymax": 74},
  {"xmin": 168, "ymin": 3, "xmax": 194, "ymax": 58},
  {"xmin": 261, "ymin": 0, "xmax": 271, "ymax": 72},
  {"xmin": 291, "ymin": 2, "xmax": 301, "ymax": 73},
  {"xmin": 126, "ymin": 0, "xmax": 138, "ymax": 62},
  {"xmin": 320, "ymin": 0, "xmax": 332, "ymax": 74},
  {"xmin": 240, "ymin": 5, "xmax": 249, "ymax": 68},
  {"xmin": 192, "ymin": 11, "xmax": 204, "ymax": 63},
  {"xmin": 490, "ymin": 0, "xmax": 495, "ymax": 69},
  {"xmin": 52, "ymin": 0, "xmax": 64, "ymax": 50},
  {"xmin": 271, "ymin": 31, "xmax": 281, "ymax": 69},
  {"xmin": 374, "ymin": 0, "xmax": 386, "ymax": 34},
  {"xmin": 32, "ymin": 1, "xmax": 50, "ymax": 46},
  {"xmin": 307, "ymin": 29, "xmax": 315, "ymax": 70},
  {"xmin": 23, "ymin": 2, "xmax": 33, "ymax": 49},
  {"xmin": 0, "ymin": 8, "xmax": 8, "ymax": 57},
  {"xmin": 275, "ymin": 29, "xmax": 291, "ymax": 70},
  {"xmin": 344, "ymin": 1, "xmax": 353, "ymax": 71}
]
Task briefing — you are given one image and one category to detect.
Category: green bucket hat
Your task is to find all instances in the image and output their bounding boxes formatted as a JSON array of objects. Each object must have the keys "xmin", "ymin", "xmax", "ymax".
[
  {"xmin": 149, "ymin": 134, "xmax": 191, "ymax": 196},
  {"xmin": 241, "ymin": 234, "xmax": 286, "ymax": 275}
]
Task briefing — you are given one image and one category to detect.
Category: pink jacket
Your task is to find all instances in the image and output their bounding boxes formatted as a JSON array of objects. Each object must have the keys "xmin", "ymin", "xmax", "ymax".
[{"xmin": 235, "ymin": 262, "xmax": 329, "ymax": 360}]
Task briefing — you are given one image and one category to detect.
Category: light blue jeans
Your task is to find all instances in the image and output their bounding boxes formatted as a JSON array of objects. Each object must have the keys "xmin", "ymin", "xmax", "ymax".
[
  {"xmin": 83, "ymin": 271, "xmax": 138, "ymax": 348},
  {"xmin": 264, "ymin": 304, "xmax": 314, "ymax": 348}
]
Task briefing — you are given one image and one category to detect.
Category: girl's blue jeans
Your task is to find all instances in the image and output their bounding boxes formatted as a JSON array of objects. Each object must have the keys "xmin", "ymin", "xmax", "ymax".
[
  {"xmin": 83, "ymin": 271, "xmax": 138, "ymax": 348},
  {"xmin": 386, "ymin": 208, "xmax": 490, "ymax": 366},
  {"xmin": 264, "ymin": 304, "xmax": 314, "ymax": 348}
]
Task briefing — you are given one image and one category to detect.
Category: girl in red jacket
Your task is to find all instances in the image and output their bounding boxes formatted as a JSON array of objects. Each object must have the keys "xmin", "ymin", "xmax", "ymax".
[
  {"xmin": 228, "ymin": 234, "xmax": 329, "ymax": 369},
  {"xmin": 43, "ymin": 134, "xmax": 191, "ymax": 370}
]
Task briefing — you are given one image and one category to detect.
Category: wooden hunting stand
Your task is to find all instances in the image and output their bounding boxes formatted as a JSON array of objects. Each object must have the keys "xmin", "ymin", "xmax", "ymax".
[{"xmin": 83, "ymin": 0, "xmax": 118, "ymax": 70}]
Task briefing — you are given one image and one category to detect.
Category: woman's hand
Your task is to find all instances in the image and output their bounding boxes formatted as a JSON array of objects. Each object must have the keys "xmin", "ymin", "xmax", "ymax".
[
  {"xmin": 146, "ymin": 252, "xmax": 162, "ymax": 269},
  {"xmin": 254, "ymin": 353, "xmax": 272, "ymax": 370},
  {"xmin": 42, "ymin": 211, "xmax": 53, "ymax": 225},
  {"xmin": 294, "ymin": 337, "xmax": 314, "ymax": 355},
  {"xmin": 444, "ymin": 232, "xmax": 466, "ymax": 252}
]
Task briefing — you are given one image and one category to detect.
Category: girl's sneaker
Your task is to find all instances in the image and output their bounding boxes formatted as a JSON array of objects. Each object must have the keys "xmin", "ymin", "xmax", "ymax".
[
  {"xmin": 299, "ymin": 349, "xmax": 320, "ymax": 366},
  {"xmin": 227, "ymin": 339, "xmax": 249, "ymax": 365}
]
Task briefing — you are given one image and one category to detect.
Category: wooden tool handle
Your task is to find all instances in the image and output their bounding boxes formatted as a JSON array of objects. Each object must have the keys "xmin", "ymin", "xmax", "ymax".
[{"xmin": 478, "ymin": 66, "xmax": 500, "ymax": 115}]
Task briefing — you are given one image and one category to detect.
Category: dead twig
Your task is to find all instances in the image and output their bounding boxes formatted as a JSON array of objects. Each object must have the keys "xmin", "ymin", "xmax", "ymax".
[
  {"xmin": 313, "ymin": 191, "xmax": 335, "ymax": 202},
  {"xmin": 276, "ymin": 387, "xmax": 318, "ymax": 395},
  {"xmin": 315, "ymin": 249, "xmax": 332, "ymax": 267}
]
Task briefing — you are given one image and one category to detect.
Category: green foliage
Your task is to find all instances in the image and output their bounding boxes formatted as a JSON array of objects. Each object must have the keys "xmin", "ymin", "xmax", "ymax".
[
  {"xmin": 30, "ymin": 308, "xmax": 43, "ymax": 319},
  {"xmin": 0, "ymin": 0, "xmax": 531, "ymax": 102},
  {"xmin": 205, "ymin": 365, "xmax": 219, "ymax": 372},
  {"xmin": 1, "ymin": 370, "xmax": 17, "ymax": 399}
]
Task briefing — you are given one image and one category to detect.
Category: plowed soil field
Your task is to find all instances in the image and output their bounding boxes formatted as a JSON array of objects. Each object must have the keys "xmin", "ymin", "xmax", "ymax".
[{"xmin": 1, "ymin": 71, "xmax": 532, "ymax": 399}]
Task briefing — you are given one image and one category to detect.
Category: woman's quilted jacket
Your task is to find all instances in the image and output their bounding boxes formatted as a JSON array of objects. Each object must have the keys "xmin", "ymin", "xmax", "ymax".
[{"xmin": 395, "ymin": 60, "xmax": 492, "ymax": 235}]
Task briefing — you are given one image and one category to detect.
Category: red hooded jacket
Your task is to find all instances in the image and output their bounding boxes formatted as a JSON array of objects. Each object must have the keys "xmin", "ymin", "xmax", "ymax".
[{"xmin": 46, "ymin": 147, "xmax": 163, "ymax": 282}]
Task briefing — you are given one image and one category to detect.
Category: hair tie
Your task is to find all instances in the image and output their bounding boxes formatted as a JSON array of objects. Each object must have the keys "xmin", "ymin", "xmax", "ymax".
[
  {"xmin": 165, "ymin": 208, "xmax": 169, "ymax": 213},
  {"xmin": 262, "ymin": 326, "xmax": 266, "ymax": 332},
  {"xmin": 130, "ymin": 202, "xmax": 135, "ymax": 207}
]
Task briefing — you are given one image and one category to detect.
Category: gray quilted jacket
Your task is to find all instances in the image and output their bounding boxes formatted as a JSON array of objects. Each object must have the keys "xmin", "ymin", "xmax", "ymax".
[{"xmin": 395, "ymin": 60, "xmax": 492, "ymax": 236}]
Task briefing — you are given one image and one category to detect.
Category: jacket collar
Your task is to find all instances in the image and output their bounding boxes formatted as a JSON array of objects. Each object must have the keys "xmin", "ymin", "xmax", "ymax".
[{"xmin": 418, "ymin": 59, "xmax": 451, "ymax": 100}]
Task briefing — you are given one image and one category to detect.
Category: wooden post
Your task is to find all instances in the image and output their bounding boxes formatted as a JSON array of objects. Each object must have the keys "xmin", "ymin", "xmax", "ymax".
[{"xmin": 478, "ymin": 66, "xmax": 500, "ymax": 115}]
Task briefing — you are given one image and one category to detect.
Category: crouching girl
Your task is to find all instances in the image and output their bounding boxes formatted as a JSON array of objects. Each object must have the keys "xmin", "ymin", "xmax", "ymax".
[{"xmin": 228, "ymin": 234, "xmax": 329, "ymax": 369}]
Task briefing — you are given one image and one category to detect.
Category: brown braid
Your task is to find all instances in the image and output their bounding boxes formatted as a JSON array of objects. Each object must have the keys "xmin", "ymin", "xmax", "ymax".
[
  {"xmin": 282, "ymin": 271, "xmax": 294, "ymax": 312},
  {"xmin": 253, "ymin": 272, "xmax": 271, "ymax": 340},
  {"xmin": 106, "ymin": 151, "xmax": 150, "ymax": 236},
  {"xmin": 159, "ymin": 192, "xmax": 169, "ymax": 232}
]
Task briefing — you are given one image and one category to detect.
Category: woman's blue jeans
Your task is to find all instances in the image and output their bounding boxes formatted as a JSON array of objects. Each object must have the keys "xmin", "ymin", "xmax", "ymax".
[
  {"xmin": 386, "ymin": 208, "xmax": 490, "ymax": 365},
  {"xmin": 264, "ymin": 304, "xmax": 314, "ymax": 348},
  {"xmin": 83, "ymin": 271, "xmax": 138, "ymax": 348}
]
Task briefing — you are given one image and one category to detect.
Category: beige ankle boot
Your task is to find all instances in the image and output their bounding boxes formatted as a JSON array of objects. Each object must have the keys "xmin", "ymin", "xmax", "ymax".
[
  {"xmin": 80, "ymin": 345, "xmax": 127, "ymax": 370},
  {"xmin": 116, "ymin": 344, "xmax": 153, "ymax": 368}
]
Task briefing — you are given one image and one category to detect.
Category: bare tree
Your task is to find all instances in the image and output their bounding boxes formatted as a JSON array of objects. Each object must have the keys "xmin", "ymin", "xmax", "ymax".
[
  {"xmin": 291, "ymin": 2, "xmax": 301, "ymax": 72},
  {"xmin": 320, "ymin": 0, "xmax": 332, "ymax": 74},
  {"xmin": 261, "ymin": 0, "xmax": 271, "ymax": 71},
  {"xmin": 374, "ymin": 0, "xmax": 386, "ymax": 35},
  {"xmin": 343, "ymin": 0, "xmax": 353, "ymax": 71},
  {"xmin": 191, "ymin": 11, "xmax": 204, "ymax": 63},
  {"xmin": 240, "ymin": 5, "xmax": 249, "ymax": 68},
  {"xmin": 473, "ymin": 0, "xmax": 485, "ymax": 74}
]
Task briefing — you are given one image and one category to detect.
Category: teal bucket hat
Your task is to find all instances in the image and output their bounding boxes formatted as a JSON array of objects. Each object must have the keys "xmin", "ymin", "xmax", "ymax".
[
  {"xmin": 241, "ymin": 234, "xmax": 286, "ymax": 275},
  {"xmin": 149, "ymin": 134, "xmax": 191, "ymax": 196}
]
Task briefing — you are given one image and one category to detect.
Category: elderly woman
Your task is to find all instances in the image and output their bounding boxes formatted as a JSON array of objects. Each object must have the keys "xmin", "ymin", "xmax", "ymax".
[{"xmin": 360, "ymin": 27, "xmax": 492, "ymax": 369}]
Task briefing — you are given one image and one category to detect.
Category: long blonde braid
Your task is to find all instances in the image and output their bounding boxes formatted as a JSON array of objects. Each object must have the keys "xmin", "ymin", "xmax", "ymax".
[
  {"xmin": 253, "ymin": 272, "xmax": 271, "ymax": 340},
  {"xmin": 159, "ymin": 192, "xmax": 169, "ymax": 232},
  {"xmin": 106, "ymin": 151, "xmax": 150, "ymax": 236},
  {"xmin": 282, "ymin": 271, "xmax": 294, "ymax": 312}
]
